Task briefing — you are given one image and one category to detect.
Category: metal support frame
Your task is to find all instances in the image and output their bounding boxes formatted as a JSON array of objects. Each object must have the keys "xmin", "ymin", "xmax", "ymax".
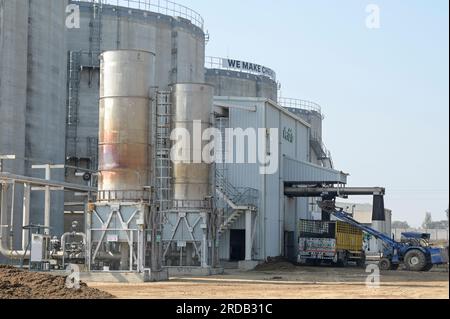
[
  {"xmin": 162, "ymin": 208, "xmax": 210, "ymax": 268},
  {"xmin": 31, "ymin": 165, "xmax": 65, "ymax": 235},
  {"xmin": 88, "ymin": 202, "xmax": 146, "ymax": 272}
]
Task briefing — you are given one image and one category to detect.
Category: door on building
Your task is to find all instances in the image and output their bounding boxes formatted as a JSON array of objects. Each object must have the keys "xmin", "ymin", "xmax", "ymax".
[
  {"xmin": 284, "ymin": 231, "xmax": 296, "ymax": 261},
  {"xmin": 229, "ymin": 230, "xmax": 246, "ymax": 261}
]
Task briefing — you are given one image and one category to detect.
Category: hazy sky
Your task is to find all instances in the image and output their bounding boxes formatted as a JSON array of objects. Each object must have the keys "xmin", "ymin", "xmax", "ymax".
[{"xmin": 172, "ymin": 0, "xmax": 448, "ymax": 227}]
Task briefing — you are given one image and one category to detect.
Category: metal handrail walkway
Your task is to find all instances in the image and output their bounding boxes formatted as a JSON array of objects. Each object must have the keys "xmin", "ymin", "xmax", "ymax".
[{"xmin": 77, "ymin": 0, "xmax": 204, "ymax": 30}]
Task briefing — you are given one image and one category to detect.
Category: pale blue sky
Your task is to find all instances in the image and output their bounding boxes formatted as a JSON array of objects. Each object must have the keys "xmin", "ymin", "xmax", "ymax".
[{"xmin": 176, "ymin": 0, "xmax": 448, "ymax": 226}]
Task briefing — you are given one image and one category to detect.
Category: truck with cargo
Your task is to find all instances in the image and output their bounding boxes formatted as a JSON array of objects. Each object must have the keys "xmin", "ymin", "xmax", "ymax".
[
  {"xmin": 319, "ymin": 200, "xmax": 449, "ymax": 271},
  {"xmin": 298, "ymin": 219, "xmax": 366, "ymax": 267}
]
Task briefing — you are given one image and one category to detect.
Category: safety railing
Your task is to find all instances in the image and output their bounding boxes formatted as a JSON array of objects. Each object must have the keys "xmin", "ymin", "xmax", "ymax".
[
  {"xmin": 216, "ymin": 170, "xmax": 259, "ymax": 209},
  {"xmin": 171, "ymin": 199, "xmax": 211, "ymax": 210},
  {"xmin": 97, "ymin": 190, "xmax": 150, "ymax": 201},
  {"xmin": 278, "ymin": 97, "xmax": 322, "ymax": 115},
  {"xmin": 233, "ymin": 187, "xmax": 259, "ymax": 208},
  {"xmin": 79, "ymin": 0, "xmax": 204, "ymax": 30},
  {"xmin": 310, "ymin": 132, "xmax": 334, "ymax": 168}
]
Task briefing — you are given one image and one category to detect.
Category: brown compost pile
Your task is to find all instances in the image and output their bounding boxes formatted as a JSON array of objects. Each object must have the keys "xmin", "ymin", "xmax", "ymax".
[{"xmin": 0, "ymin": 265, "xmax": 113, "ymax": 299}]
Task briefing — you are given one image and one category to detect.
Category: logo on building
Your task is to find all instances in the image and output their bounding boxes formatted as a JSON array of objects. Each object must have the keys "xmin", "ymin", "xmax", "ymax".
[
  {"xmin": 222, "ymin": 59, "xmax": 277, "ymax": 81},
  {"xmin": 283, "ymin": 127, "xmax": 294, "ymax": 143}
]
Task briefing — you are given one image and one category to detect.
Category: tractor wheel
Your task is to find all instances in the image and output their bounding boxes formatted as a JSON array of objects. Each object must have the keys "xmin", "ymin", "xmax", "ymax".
[
  {"xmin": 421, "ymin": 263, "xmax": 434, "ymax": 272},
  {"xmin": 338, "ymin": 252, "xmax": 349, "ymax": 267},
  {"xmin": 390, "ymin": 264, "xmax": 400, "ymax": 271},
  {"xmin": 379, "ymin": 258, "xmax": 392, "ymax": 271},
  {"xmin": 356, "ymin": 254, "xmax": 366, "ymax": 268},
  {"xmin": 404, "ymin": 249, "xmax": 427, "ymax": 271}
]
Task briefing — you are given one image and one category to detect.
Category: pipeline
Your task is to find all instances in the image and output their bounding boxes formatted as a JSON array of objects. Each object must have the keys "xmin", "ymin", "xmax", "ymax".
[{"xmin": 0, "ymin": 173, "xmax": 95, "ymax": 260}]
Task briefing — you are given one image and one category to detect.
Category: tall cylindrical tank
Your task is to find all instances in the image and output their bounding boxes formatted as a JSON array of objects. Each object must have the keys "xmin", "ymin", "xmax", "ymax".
[
  {"xmin": 65, "ymin": 1, "xmax": 205, "ymax": 167},
  {"xmin": 171, "ymin": 83, "xmax": 213, "ymax": 202},
  {"xmin": 98, "ymin": 50, "xmax": 155, "ymax": 200},
  {"xmin": 0, "ymin": 0, "xmax": 68, "ymax": 257}
]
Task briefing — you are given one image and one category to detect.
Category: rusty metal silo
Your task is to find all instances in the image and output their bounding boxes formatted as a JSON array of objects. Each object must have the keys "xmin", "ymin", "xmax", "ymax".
[{"xmin": 98, "ymin": 50, "xmax": 155, "ymax": 201}]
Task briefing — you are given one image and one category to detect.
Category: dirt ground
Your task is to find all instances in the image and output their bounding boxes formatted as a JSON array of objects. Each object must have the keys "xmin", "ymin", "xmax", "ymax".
[
  {"xmin": 89, "ymin": 264, "xmax": 450, "ymax": 299},
  {"xmin": 0, "ymin": 265, "xmax": 113, "ymax": 299}
]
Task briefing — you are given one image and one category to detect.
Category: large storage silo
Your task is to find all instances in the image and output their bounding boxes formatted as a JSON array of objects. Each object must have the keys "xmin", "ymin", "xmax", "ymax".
[
  {"xmin": 161, "ymin": 83, "xmax": 213, "ymax": 268},
  {"xmin": 205, "ymin": 57, "xmax": 278, "ymax": 101},
  {"xmin": 278, "ymin": 98, "xmax": 330, "ymax": 167},
  {"xmin": 171, "ymin": 83, "xmax": 213, "ymax": 202},
  {"xmin": 87, "ymin": 50, "xmax": 155, "ymax": 272},
  {"xmin": 98, "ymin": 50, "xmax": 155, "ymax": 200},
  {"xmin": 0, "ymin": 0, "xmax": 68, "ymax": 261},
  {"xmin": 65, "ymin": 0, "xmax": 206, "ymax": 175}
]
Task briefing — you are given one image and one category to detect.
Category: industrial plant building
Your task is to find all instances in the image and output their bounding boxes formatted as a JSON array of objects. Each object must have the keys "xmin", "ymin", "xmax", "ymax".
[{"xmin": 0, "ymin": 0, "xmax": 387, "ymax": 277}]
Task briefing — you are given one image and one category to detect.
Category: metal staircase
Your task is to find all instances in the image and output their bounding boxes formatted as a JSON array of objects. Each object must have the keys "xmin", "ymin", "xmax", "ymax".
[
  {"xmin": 214, "ymin": 117, "xmax": 258, "ymax": 235},
  {"xmin": 215, "ymin": 167, "xmax": 258, "ymax": 235}
]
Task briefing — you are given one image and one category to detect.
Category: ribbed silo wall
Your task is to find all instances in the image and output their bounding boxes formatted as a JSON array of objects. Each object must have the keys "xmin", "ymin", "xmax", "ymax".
[
  {"xmin": 0, "ymin": 0, "xmax": 67, "ymax": 260},
  {"xmin": 205, "ymin": 69, "xmax": 278, "ymax": 101},
  {"xmin": 0, "ymin": 0, "xmax": 28, "ymax": 175},
  {"xmin": 25, "ymin": 0, "xmax": 68, "ymax": 236},
  {"xmin": 0, "ymin": 0, "xmax": 29, "ymax": 263}
]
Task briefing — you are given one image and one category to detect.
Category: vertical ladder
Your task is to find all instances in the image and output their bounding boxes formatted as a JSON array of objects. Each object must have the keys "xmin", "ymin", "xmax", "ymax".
[
  {"xmin": 87, "ymin": 137, "xmax": 98, "ymax": 171},
  {"xmin": 170, "ymin": 30, "xmax": 178, "ymax": 83},
  {"xmin": 66, "ymin": 51, "xmax": 81, "ymax": 158},
  {"xmin": 155, "ymin": 91, "xmax": 173, "ymax": 213},
  {"xmin": 89, "ymin": 2, "xmax": 102, "ymax": 67}
]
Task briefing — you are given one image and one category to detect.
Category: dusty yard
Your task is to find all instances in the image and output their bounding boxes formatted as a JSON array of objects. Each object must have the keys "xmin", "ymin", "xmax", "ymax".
[{"xmin": 89, "ymin": 264, "xmax": 449, "ymax": 299}]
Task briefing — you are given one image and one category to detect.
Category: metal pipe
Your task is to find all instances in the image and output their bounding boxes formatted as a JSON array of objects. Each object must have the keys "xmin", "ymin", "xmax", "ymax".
[
  {"xmin": 0, "ymin": 172, "xmax": 96, "ymax": 192},
  {"xmin": 61, "ymin": 232, "xmax": 87, "ymax": 267},
  {"xmin": 22, "ymin": 184, "xmax": 30, "ymax": 250},
  {"xmin": 0, "ymin": 183, "xmax": 8, "ymax": 247},
  {"xmin": 0, "ymin": 181, "xmax": 29, "ymax": 258},
  {"xmin": 284, "ymin": 186, "xmax": 385, "ymax": 197},
  {"xmin": 44, "ymin": 168, "xmax": 51, "ymax": 235},
  {"xmin": 245, "ymin": 210, "xmax": 252, "ymax": 261},
  {"xmin": 0, "ymin": 174, "xmax": 94, "ymax": 259}
]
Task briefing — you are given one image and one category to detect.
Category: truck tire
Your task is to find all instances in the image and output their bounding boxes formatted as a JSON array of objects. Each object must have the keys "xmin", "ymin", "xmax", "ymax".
[
  {"xmin": 379, "ymin": 258, "xmax": 391, "ymax": 271},
  {"xmin": 337, "ymin": 252, "xmax": 348, "ymax": 267},
  {"xmin": 421, "ymin": 263, "xmax": 433, "ymax": 272},
  {"xmin": 404, "ymin": 249, "xmax": 427, "ymax": 271},
  {"xmin": 390, "ymin": 264, "xmax": 399, "ymax": 270},
  {"xmin": 356, "ymin": 253, "xmax": 366, "ymax": 268}
]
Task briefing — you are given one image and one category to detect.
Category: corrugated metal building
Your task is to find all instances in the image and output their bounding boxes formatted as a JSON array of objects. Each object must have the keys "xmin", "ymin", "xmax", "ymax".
[{"xmin": 214, "ymin": 97, "xmax": 346, "ymax": 262}]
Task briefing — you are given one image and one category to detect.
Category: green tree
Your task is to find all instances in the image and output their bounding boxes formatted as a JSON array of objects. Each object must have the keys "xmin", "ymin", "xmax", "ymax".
[
  {"xmin": 422, "ymin": 212, "xmax": 433, "ymax": 229},
  {"xmin": 392, "ymin": 221, "xmax": 410, "ymax": 229}
]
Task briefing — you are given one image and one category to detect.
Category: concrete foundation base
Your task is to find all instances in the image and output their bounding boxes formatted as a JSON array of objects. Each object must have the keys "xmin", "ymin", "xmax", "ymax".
[
  {"xmin": 238, "ymin": 260, "xmax": 261, "ymax": 271},
  {"xmin": 79, "ymin": 270, "xmax": 169, "ymax": 283},
  {"xmin": 166, "ymin": 266, "xmax": 224, "ymax": 276},
  {"xmin": 79, "ymin": 272, "xmax": 146, "ymax": 283},
  {"xmin": 144, "ymin": 269, "xmax": 169, "ymax": 282}
]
